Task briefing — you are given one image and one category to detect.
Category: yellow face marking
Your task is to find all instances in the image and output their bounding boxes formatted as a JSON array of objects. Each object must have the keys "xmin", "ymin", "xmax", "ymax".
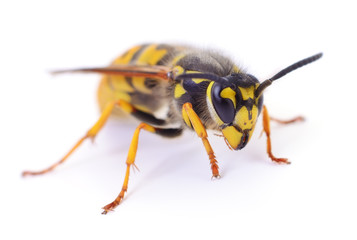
[
  {"xmin": 220, "ymin": 87, "xmax": 236, "ymax": 108},
  {"xmin": 235, "ymin": 105, "xmax": 258, "ymax": 130},
  {"xmin": 238, "ymin": 86, "xmax": 255, "ymax": 100},
  {"xmin": 137, "ymin": 44, "xmax": 167, "ymax": 65},
  {"xmin": 222, "ymin": 126, "xmax": 243, "ymax": 150},
  {"xmin": 112, "ymin": 45, "xmax": 141, "ymax": 65},
  {"xmin": 132, "ymin": 77, "xmax": 152, "ymax": 94},
  {"xmin": 174, "ymin": 84, "xmax": 186, "ymax": 99}
]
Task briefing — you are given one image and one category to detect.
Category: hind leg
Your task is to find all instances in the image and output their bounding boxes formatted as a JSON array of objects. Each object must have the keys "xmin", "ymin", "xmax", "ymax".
[
  {"xmin": 22, "ymin": 99, "xmax": 159, "ymax": 176},
  {"xmin": 262, "ymin": 105, "xmax": 292, "ymax": 164}
]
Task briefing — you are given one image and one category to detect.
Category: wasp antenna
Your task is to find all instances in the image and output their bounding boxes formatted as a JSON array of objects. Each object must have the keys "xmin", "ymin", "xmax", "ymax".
[
  {"xmin": 269, "ymin": 53, "xmax": 323, "ymax": 82},
  {"xmin": 255, "ymin": 52, "xmax": 323, "ymax": 97},
  {"xmin": 255, "ymin": 80, "xmax": 272, "ymax": 98}
]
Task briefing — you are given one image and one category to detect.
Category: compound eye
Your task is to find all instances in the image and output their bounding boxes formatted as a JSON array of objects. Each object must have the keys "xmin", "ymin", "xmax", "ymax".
[{"xmin": 211, "ymin": 83, "xmax": 235, "ymax": 124}]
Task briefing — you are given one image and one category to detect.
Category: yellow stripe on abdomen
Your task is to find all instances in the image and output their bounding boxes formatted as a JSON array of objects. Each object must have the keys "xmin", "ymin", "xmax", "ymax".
[
  {"xmin": 136, "ymin": 44, "xmax": 168, "ymax": 65},
  {"xmin": 112, "ymin": 45, "xmax": 142, "ymax": 65}
]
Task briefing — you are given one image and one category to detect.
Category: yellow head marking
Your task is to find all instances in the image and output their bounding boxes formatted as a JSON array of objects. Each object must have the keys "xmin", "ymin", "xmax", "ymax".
[
  {"xmin": 222, "ymin": 126, "xmax": 242, "ymax": 150},
  {"xmin": 238, "ymin": 86, "xmax": 255, "ymax": 100},
  {"xmin": 235, "ymin": 105, "xmax": 258, "ymax": 130},
  {"xmin": 220, "ymin": 87, "xmax": 236, "ymax": 108}
]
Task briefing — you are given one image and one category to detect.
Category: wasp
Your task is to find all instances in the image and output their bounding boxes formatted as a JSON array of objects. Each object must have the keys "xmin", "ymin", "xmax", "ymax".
[{"xmin": 23, "ymin": 44, "xmax": 322, "ymax": 214}]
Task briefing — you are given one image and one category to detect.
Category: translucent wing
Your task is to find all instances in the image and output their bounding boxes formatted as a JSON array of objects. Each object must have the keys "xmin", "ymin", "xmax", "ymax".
[{"xmin": 52, "ymin": 65, "xmax": 172, "ymax": 81}]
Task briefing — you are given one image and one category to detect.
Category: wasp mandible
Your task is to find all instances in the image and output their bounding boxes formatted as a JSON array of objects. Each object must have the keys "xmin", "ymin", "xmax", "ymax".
[{"xmin": 23, "ymin": 44, "xmax": 322, "ymax": 214}]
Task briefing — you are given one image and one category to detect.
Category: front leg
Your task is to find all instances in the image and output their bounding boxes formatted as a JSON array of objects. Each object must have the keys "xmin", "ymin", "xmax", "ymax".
[
  {"xmin": 182, "ymin": 103, "xmax": 220, "ymax": 178},
  {"xmin": 262, "ymin": 105, "xmax": 290, "ymax": 164}
]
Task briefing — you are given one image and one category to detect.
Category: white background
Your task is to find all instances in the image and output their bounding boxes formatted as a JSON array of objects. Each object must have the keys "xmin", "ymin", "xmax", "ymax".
[{"xmin": 1, "ymin": 0, "xmax": 356, "ymax": 239}]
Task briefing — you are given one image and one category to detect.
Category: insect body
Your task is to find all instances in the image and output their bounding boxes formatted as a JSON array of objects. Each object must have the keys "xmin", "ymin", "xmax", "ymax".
[{"xmin": 23, "ymin": 44, "xmax": 322, "ymax": 214}]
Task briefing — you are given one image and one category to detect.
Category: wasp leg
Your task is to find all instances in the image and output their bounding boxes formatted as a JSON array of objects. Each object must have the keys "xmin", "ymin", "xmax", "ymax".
[
  {"xmin": 22, "ymin": 99, "xmax": 139, "ymax": 176},
  {"xmin": 101, "ymin": 123, "xmax": 182, "ymax": 214},
  {"xmin": 259, "ymin": 115, "xmax": 304, "ymax": 138},
  {"xmin": 269, "ymin": 116, "xmax": 305, "ymax": 124},
  {"xmin": 262, "ymin": 105, "xmax": 290, "ymax": 164},
  {"xmin": 182, "ymin": 103, "xmax": 220, "ymax": 178}
]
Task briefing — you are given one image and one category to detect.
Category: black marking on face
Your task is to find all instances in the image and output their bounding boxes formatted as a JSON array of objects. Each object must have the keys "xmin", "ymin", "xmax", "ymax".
[
  {"xmin": 237, "ymin": 130, "xmax": 249, "ymax": 150},
  {"xmin": 223, "ymin": 73, "xmax": 262, "ymax": 117},
  {"xmin": 242, "ymin": 98, "xmax": 255, "ymax": 120}
]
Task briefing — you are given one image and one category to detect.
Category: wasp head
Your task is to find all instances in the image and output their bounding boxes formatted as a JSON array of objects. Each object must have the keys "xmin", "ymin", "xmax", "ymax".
[
  {"xmin": 206, "ymin": 73, "xmax": 263, "ymax": 150},
  {"xmin": 175, "ymin": 52, "xmax": 322, "ymax": 150}
]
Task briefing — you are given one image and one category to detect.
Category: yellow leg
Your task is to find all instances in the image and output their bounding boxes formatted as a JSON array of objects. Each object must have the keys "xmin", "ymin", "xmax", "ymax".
[
  {"xmin": 22, "ymin": 100, "xmax": 133, "ymax": 176},
  {"xmin": 182, "ymin": 103, "xmax": 220, "ymax": 178},
  {"xmin": 262, "ymin": 105, "xmax": 290, "ymax": 164},
  {"xmin": 101, "ymin": 122, "xmax": 156, "ymax": 214},
  {"xmin": 259, "ymin": 113, "xmax": 304, "ymax": 138}
]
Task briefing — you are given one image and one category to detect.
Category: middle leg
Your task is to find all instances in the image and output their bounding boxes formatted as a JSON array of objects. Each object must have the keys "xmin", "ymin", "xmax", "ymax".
[{"xmin": 102, "ymin": 123, "xmax": 182, "ymax": 214}]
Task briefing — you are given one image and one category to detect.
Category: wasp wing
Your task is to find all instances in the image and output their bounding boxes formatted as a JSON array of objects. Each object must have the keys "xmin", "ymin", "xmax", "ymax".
[{"xmin": 52, "ymin": 65, "xmax": 172, "ymax": 81}]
